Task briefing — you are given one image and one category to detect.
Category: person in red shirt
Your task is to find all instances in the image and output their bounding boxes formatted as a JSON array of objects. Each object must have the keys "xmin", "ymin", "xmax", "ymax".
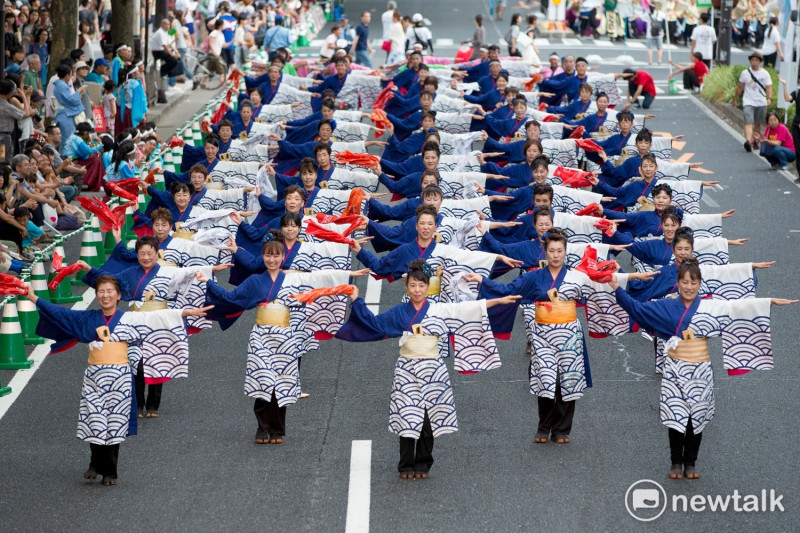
[
  {"xmin": 618, "ymin": 68, "xmax": 657, "ymax": 109},
  {"xmin": 667, "ymin": 52, "xmax": 709, "ymax": 92}
]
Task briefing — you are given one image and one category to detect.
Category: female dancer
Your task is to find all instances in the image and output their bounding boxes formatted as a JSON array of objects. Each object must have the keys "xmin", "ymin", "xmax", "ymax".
[{"xmin": 336, "ymin": 259, "xmax": 519, "ymax": 479}]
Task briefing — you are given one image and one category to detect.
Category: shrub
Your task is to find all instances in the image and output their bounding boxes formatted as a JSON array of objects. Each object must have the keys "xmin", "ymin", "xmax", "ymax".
[{"xmin": 701, "ymin": 64, "xmax": 795, "ymax": 123}]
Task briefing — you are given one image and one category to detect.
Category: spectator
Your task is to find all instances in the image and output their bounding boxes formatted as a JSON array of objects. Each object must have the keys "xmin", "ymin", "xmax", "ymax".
[
  {"xmin": 320, "ymin": 25, "xmax": 342, "ymax": 63},
  {"xmin": 496, "ymin": 0, "xmax": 507, "ymax": 21},
  {"xmin": 79, "ymin": 0, "xmax": 101, "ymax": 39},
  {"xmin": 86, "ymin": 57, "xmax": 109, "ymax": 84},
  {"xmin": 471, "ymin": 15, "xmax": 485, "ymax": 61},
  {"xmin": 406, "ymin": 14, "xmax": 433, "ymax": 55},
  {"xmin": 387, "ymin": 11, "xmax": 406, "ymax": 65},
  {"xmin": 777, "ymin": 76, "xmax": 800, "ymax": 182},
  {"xmin": 20, "ymin": 9, "xmax": 37, "ymax": 51},
  {"xmin": 668, "ymin": 52, "xmax": 709, "ymax": 92},
  {"xmin": 5, "ymin": 45, "xmax": 25, "ymax": 75},
  {"xmin": 620, "ymin": 68, "xmax": 657, "ymax": 110},
  {"xmin": 381, "ymin": 1, "xmax": 397, "ymax": 59},
  {"xmin": 506, "ymin": 14, "xmax": 522, "ymax": 57},
  {"xmin": 0, "ymin": 79, "xmax": 32, "ymax": 154},
  {"xmin": 14, "ymin": 206, "xmax": 45, "ymax": 258},
  {"xmin": 28, "ymin": 28, "xmax": 49, "ymax": 87},
  {"xmin": 262, "ymin": 14, "xmax": 292, "ymax": 60},
  {"xmin": 233, "ymin": 12, "xmax": 250, "ymax": 68},
  {"xmin": 150, "ymin": 18, "xmax": 182, "ymax": 97},
  {"xmin": 541, "ymin": 52, "xmax": 563, "ymax": 80},
  {"xmin": 761, "ymin": 16, "xmax": 783, "ymax": 68},
  {"xmin": 217, "ymin": 2, "xmax": 238, "ymax": 67},
  {"xmin": 23, "ymin": 54, "xmax": 43, "ymax": 92},
  {"xmin": 98, "ymin": 80, "xmax": 115, "ymax": 134},
  {"xmin": 111, "ymin": 44, "xmax": 132, "ymax": 85},
  {"xmin": 733, "ymin": 51, "xmax": 771, "ymax": 152},
  {"xmin": 351, "ymin": 11, "xmax": 375, "ymax": 68},
  {"xmin": 339, "ymin": 15, "xmax": 355, "ymax": 46},
  {"xmin": 645, "ymin": 4, "xmax": 665, "ymax": 65},
  {"xmin": 760, "ymin": 111, "xmax": 795, "ymax": 170},
  {"xmin": 690, "ymin": 13, "xmax": 716, "ymax": 68},
  {"xmin": 63, "ymin": 122, "xmax": 104, "ymax": 191},
  {"xmin": 74, "ymin": 61, "xmax": 94, "ymax": 119},
  {"xmin": 5, "ymin": 12, "xmax": 20, "ymax": 59}
]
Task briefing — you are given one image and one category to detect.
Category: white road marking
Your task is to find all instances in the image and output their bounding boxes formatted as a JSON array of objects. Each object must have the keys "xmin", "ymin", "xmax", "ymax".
[
  {"xmin": 562, "ymin": 38, "xmax": 583, "ymax": 47},
  {"xmin": 625, "ymin": 41, "xmax": 646, "ymax": 49},
  {"xmin": 345, "ymin": 440, "xmax": 372, "ymax": 533},
  {"xmin": 0, "ymin": 288, "xmax": 96, "ymax": 421},
  {"xmin": 701, "ymin": 194, "xmax": 719, "ymax": 208},
  {"xmin": 309, "ymin": 39, "xmax": 324, "ymax": 47},
  {"xmin": 533, "ymin": 38, "xmax": 550, "ymax": 46},
  {"xmin": 434, "ymin": 38, "xmax": 454, "ymax": 46}
]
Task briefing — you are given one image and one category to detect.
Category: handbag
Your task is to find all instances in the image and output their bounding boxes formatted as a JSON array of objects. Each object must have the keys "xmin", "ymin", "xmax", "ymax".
[
  {"xmin": 72, "ymin": 111, "xmax": 88, "ymax": 125},
  {"xmin": 759, "ymin": 142, "xmax": 775, "ymax": 156},
  {"xmin": 381, "ymin": 40, "xmax": 391, "ymax": 52}
]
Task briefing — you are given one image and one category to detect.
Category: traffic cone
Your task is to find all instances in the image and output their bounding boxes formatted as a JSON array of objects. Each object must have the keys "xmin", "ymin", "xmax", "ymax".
[
  {"xmin": 192, "ymin": 120, "xmax": 202, "ymax": 146},
  {"xmin": 153, "ymin": 168, "xmax": 166, "ymax": 191},
  {"xmin": 103, "ymin": 199, "xmax": 118, "ymax": 255},
  {"xmin": 18, "ymin": 288, "xmax": 45, "ymax": 345},
  {"xmin": 0, "ymin": 377, "xmax": 9, "ymax": 396},
  {"xmin": 48, "ymin": 235, "xmax": 81, "ymax": 304},
  {"xmin": 0, "ymin": 297, "xmax": 33, "ymax": 370},
  {"xmin": 182, "ymin": 127, "xmax": 193, "ymax": 147},
  {"xmin": 89, "ymin": 216, "xmax": 105, "ymax": 260},
  {"xmin": 30, "ymin": 251, "xmax": 49, "ymax": 301},
  {"xmin": 163, "ymin": 149, "xmax": 175, "ymax": 173},
  {"xmin": 78, "ymin": 221, "xmax": 101, "ymax": 278},
  {"xmin": 122, "ymin": 202, "xmax": 137, "ymax": 242}
]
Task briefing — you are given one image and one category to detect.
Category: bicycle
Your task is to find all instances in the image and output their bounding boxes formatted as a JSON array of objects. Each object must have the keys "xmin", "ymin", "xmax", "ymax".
[{"xmin": 185, "ymin": 48, "xmax": 228, "ymax": 90}]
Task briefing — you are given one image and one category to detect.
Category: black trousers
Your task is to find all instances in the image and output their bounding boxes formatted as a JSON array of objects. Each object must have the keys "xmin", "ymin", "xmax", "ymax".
[
  {"xmin": 668, "ymin": 419, "xmax": 703, "ymax": 465},
  {"xmin": 790, "ymin": 121, "xmax": 800, "ymax": 177},
  {"xmin": 537, "ymin": 380, "xmax": 576, "ymax": 436},
  {"xmin": 398, "ymin": 410, "xmax": 434, "ymax": 473},
  {"xmin": 683, "ymin": 24, "xmax": 695, "ymax": 46},
  {"xmin": 135, "ymin": 359, "xmax": 163, "ymax": 411},
  {"xmin": 254, "ymin": 391, "xmax": 286, "ymax": 437},
  {"xmin": 152, "ymin": 50, "xmax": 180, "ymax": 77},
  {"xmin": 683, "ymin": 70, "xmax": 700, "ymax": 90},
  {"xmin": 89, "ymin": 443, "xmax": 120, "ymax": 478}
]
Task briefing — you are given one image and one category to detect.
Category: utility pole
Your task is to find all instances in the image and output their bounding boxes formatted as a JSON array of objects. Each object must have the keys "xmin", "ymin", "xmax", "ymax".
[{"xmin": 717, "ymin": 0, "xmax": 734, "ymax": 66}]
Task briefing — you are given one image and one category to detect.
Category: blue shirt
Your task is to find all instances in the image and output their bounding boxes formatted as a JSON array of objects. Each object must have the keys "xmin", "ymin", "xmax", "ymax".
[
  {"xmin": 355, "ymin": 23, "xmax": 369, "ymax": 51},
  {"xmin": 22, "ymin": 220, "xmax": 43, "ymax": 248},
  {"xmin": 262, "ymin": 25, "xmax": 293, "ymax": 51},
  {"xmin": 62, "ymin": 134, "xmax": 100, "ymax": 160},
  {"xmin": 220, "ymin": 14, "xmax": 237, "ymax": 49}
]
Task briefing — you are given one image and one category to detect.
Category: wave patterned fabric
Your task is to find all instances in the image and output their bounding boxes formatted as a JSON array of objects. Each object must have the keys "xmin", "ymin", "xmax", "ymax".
[{"xmin": 77, "ymin": 365, "xmax": 133, "ymax": 444}]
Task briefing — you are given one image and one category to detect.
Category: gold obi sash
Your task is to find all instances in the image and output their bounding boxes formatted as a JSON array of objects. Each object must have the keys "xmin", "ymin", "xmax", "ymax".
[
  {"xmin": 637, "ymin": 196, "xmax": 655, "ymax": 211},
  {"xmin": 428, "ymin": 265, "xmax": 442, "ymax": 296},
  {"xmin": 255, "ymin": 303, "xmax": 290, "ymax": 327},
  {"xmin": 130, "ymin": 291, "xmax": 168, "ymax": 312},
  {"xmin": 667, "ymin": 331, "xmax": 710, "ymax": 363},
  {"xmin": 88, "ymin": 326, "xmax": 128, "ymax": 365},
  {"xmin": 173, "ymin": 222, "xmax": 196, "ymax": 240},
  {"xmin": 590, "ymin": 126, "xmax": 612, "ymax": 141},
  {"xmin": 614, "ymin": 147, "xmax": 631, "ymax": 167},
  {"xmin": 204, "ymin": 176, "xmax": 223, "ymax": 190},
  {"xmin": 156, "ymin": 250, "xmax": 177, "ymax": 267},
  {"xmin": 534, "ymin": 288, "xmax": 577, "ymax": 324},
  {"xmin": 399, "ymin": 334, "xmax": 440, "ymax": 360}
]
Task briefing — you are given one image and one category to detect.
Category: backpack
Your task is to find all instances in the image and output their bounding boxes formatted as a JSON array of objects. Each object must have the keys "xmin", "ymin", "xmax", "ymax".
[
  {"xmin": 412, "ymin": 28, "xmax": 428, "ymax": 50},
  {"xmin": 648, "ymin": 13, "xmax": 662, "ymax": 37},
  {"xmin": 200, "ymin": 35, "xmax": 211, "ymax": 54}
]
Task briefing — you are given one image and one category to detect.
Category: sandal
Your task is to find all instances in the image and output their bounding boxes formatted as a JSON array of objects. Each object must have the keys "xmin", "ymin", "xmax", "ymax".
[
  {"xmin": 414, "ymin": 472, "xmax": 428, "ymax": 479},
  {"xmin": 533, "ymin": 430, "xmax": 549, "ymax": 443},
  {"xmin": 101, "ymin": 476, "xmax": 117, "ymax": 486},
  {"xmin": 268, "ymin": 437, "xmax": 284, "ymax": 444},
  {"xmin": 145, "ymin": 410, "xmax": 158, "ymax": 418},
  {"xmin": 255, "ymin": 429, "xmax": 268, "ymax": 444},
  {"xmin": 668, "ymin": 463, "xmax": 683, "ymax": 479},
  {"xmin": 399, "ymin": 472, "xmax": 413, "ymax": 480},
  {"xmin": 551, "ymin": 434, "xmax": 570, "ymax": 444},
  {"xmin": 683, "ymin": 464, "xmax": 700, "ymax": 479},
  {"xmin": 137, "ymin": 408, "xmax": 144, "ymax": 419},
  {"xmin": 83, "ymin": 465, "xmax": 97, "ymax": 480}
]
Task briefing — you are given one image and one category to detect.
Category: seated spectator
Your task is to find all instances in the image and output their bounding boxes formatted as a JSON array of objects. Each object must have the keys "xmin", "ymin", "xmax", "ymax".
[
  {"xmin": 761, "ymin": 111, "xmax": 796, "ymax": 171},
  {"xmin": 62, "ymin": 122, "xmax": 104, "ymax": 191}
]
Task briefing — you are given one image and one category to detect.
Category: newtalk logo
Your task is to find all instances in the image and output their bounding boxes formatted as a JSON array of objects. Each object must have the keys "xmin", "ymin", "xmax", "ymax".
[{"xmin": 625, "ymin": 480, "xmax": 785, "ymax": 522}]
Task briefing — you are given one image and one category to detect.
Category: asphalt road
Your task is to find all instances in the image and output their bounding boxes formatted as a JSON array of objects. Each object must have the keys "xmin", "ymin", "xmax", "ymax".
[{"xmin": 1, "ymin": 2, "xmax": 799, "ymax": 531}]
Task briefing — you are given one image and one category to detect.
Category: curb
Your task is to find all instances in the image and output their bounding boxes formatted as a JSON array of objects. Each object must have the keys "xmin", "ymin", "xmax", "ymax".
[
  {"xmin": 147, "ymin": 82, "xmax": 194, "ymax": 124},
  {"xmin": 695, "ymin": 96, "xmax": 745, "ymax": 130}
]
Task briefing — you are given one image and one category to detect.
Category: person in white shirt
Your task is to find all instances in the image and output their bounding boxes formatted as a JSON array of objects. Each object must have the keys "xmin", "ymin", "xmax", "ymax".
[
  {"xmin": 644, "ymin": 5, "xmax": 665, "ymax": 65},
  {"xmin": 690, "ymin": 12, "xmax": 716, "ymax": 68},
  {"xmin": 320, "ymin": 25, "xmax": 342, "ymax": 62},
  {"xmin": 760, "ymin": 16, "xmax": 783, "ymax": 68},
  {"xmin": 733, "ymin": 51, "xmax": 772, "ymax": 152},
  {"xmin": 381, "ymin": 1, "xmax": 396, "ymax": 43},
  {"xmin": 405, "ymin": 14, "xmax": 433, "ymax": 55}
]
